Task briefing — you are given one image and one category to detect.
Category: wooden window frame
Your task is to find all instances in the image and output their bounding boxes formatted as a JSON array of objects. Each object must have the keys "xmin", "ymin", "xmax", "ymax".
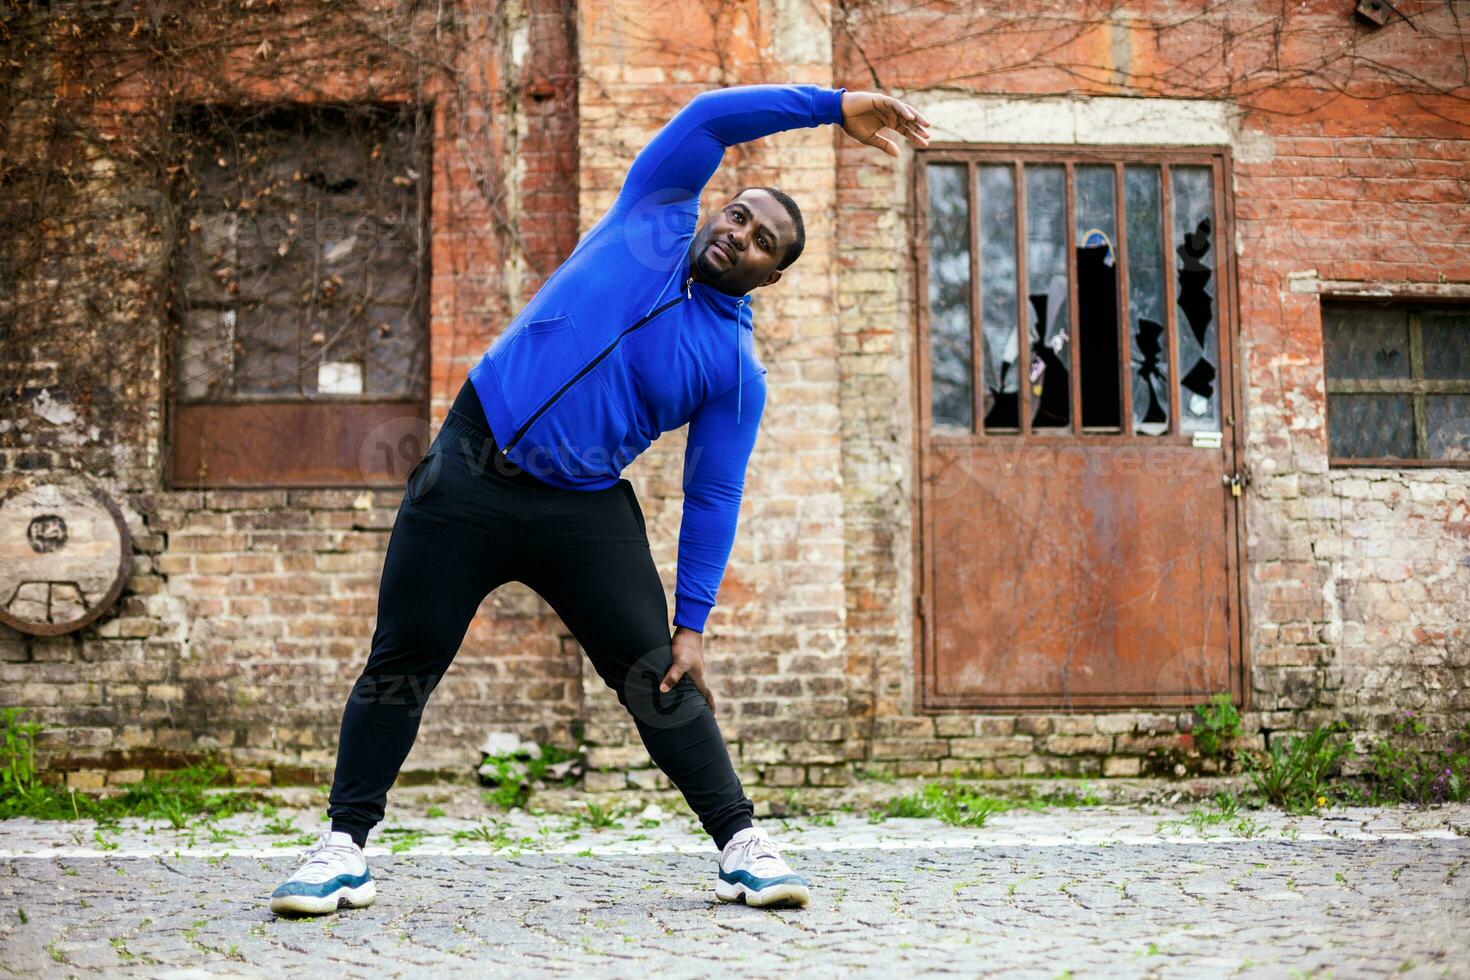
[
  {"xmin": 163, "ymin": 100, "xmax": 434, "ymax": 490},
  {"xmin": 1323, "ymin": 296, "xmax": 1470, "ymax": 469},
  {"xmin": 914, "ymin": 144, "xmax": 1240, "ymax": 449}
]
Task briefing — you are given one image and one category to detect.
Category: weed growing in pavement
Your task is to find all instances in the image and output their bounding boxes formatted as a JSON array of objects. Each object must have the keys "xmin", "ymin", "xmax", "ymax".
[
  {"xmin": 878, "ymin": 780, "xmax": 1016, "ymax": 827},
  {"xmin": 1243, "ymin": 722, "xmax": 1352, "ymax": 814}
]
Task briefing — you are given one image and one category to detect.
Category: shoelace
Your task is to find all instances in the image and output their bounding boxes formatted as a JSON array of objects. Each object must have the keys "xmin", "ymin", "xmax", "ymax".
[
  {"xmin": 299, "ymin": 832, "xmax": 357, "ymax": 872},
  {"xmin": 729, "ymin": 831, "xmax": 783, "ymax": 865}
]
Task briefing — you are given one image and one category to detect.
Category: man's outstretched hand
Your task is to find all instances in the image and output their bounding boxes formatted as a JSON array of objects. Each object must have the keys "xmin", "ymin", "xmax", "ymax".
[
  {"xmin": 659, "ymin": 626, "xmax": 717, "ymax": 716},
  {"xmin": 841, "ymin": 91, "xmax": 931, "ymax": 157}
]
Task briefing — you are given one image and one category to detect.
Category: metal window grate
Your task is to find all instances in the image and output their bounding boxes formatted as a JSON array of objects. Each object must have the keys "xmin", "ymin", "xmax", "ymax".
[{"xmin": 170, "ymin": 102, "xmax": 431, "ymax": 404}]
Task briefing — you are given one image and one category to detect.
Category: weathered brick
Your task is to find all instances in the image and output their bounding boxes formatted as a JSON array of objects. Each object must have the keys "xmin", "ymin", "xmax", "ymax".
[
  {"xmin": 1102, "ymin": 756, "xmax": 1143, "ymax": 777},
  {"xmin": 951, "ymin": 735, "xmax": 1034, "ymax": 758},
  {"xmin": 1045, "ymin": 735, "xmax": 1113, "ymax": 756}
]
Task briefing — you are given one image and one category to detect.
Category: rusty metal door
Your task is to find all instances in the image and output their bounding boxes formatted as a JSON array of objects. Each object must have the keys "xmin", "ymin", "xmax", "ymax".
[{"xmin": 914, "ymin": 149, "xmax": 1247, "ymax": 710}]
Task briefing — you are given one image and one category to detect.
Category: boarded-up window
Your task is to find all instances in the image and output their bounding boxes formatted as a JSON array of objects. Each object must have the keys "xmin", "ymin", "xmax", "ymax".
[
  {"xmin": 168, "ymin": 102, "xmax": 431, "ymax": 487},
  {"xmin": 1323, "ymin": 302, "xmax": 1470, "ymax": 465}
]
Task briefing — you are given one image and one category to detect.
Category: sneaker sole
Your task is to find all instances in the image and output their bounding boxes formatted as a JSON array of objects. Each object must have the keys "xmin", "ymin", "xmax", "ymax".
[
  {"xmin": 715, "ymin": 879, "xmax": 810, "ymax": 909},
  {"xmin": 270, "ymin": 880, "xmax": 377, "ymax": 917}
]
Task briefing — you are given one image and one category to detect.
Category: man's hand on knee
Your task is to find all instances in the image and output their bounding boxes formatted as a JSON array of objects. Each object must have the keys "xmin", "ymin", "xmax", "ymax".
[{"xmin": 660, "ymin": 627, "xmax": 717, "ymax": 716}]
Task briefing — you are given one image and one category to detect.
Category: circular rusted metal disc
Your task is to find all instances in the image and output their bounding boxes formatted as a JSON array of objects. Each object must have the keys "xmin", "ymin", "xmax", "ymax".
[{"xmin": 0, "ymin": 475, "xmax": 132, "ymax": 637}]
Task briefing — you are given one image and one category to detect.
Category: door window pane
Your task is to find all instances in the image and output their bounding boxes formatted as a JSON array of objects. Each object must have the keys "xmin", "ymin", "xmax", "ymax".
[
  {"xmin": 1026, "ymin": 165, "xmax": 1069, "ymax": 429},
  {"xmin": 979, "ymin": 165, "xmax": 1019, "ymax": 430},
  {"xmin": 1171, "ymin": 166, "xmax": 1219, "ymax": 433},
  {"xmin": 1074, "ymin": 165, "xmax": 1120, "ymax": 430},
  {"xmin": 926, "ymin": 163, "xmax": 974, "ymax": 430},
  {"xmin": 1125, "ymin": 166, "xmax": 1168, "ymax": 435}
]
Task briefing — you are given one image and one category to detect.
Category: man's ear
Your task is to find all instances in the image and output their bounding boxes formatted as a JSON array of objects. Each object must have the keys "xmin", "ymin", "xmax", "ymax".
[{"xmin": 758, "ymin": 268, "xmax": 783, "ymax": 288}]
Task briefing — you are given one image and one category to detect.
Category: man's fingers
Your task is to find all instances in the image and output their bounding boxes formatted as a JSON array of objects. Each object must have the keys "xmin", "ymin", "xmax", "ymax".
[
  {"xmin": 659, "ymin": 665, "xmax": 685, "ymax": 693},
  {"xmin": 866, "ymin": 132, "xmax": 899, "ymax": 157},
  {"xmin": 694, "ymin": 675, "xmax": 717, "ymax": 716}
]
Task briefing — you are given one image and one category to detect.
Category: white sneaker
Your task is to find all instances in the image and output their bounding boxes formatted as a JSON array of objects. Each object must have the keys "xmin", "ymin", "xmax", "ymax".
[
  {"xmin": 715, "ymin": 826, "xmax": 810, "ymax": 909},
  {"xmin": 269, "ymin": 830, "xmax": 377, "ymax": 916}
]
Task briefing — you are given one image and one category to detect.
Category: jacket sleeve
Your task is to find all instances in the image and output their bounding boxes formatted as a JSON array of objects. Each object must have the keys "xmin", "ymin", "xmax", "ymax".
[
  {"xmin": 672, "ymin": 370, "xmax": 768, "ymax": 633},
  {"xmin": 618, "ymin": 84, "xmax": 846, "ymax": 212}
]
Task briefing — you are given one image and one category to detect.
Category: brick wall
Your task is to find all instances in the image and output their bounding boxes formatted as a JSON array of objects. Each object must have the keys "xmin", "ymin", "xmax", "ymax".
[{"xmin": 2, "ymin": 0, "xmax": 1466, "ymax": 792}]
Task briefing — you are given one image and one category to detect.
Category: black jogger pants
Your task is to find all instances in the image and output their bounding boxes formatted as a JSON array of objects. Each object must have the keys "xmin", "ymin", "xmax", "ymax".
[{"xmin": 325, "ymin": 380, "xmax": 755, "ymax": 851}]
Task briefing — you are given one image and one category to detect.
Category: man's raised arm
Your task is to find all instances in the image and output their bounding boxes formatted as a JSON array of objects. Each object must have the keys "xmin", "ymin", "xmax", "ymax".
[{"xmin": 617, "ymin": 84, "xmax": 845, "ymax": 211}]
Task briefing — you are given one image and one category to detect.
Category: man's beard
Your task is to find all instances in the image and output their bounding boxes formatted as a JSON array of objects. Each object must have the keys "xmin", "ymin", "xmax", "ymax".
[{"xmin": 692, "ymin": 243, "xmax": 727, "ymax": 283}]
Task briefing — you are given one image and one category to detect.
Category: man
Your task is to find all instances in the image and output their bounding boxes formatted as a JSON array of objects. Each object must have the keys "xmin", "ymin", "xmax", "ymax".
[{"xmin": 269, "ymin": 83, "xmax": 930, "ymax": 916}]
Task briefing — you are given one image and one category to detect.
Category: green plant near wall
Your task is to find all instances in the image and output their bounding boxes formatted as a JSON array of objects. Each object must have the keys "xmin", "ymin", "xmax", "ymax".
[
  {"xmin": 880, "ymin": 781, "xmax": 1016, "ymax": 828},
  {"xmin": 1243, "ymin": 722, "xmax": 1351, "ymax": 814},
  {"xmin": 479, "ymin": 743, "xmax": 581, "ymax": 811},
  {"xmin": 0, "ymin": 708, "xmax": 258, "ymax": 823},
  {"xmin": 1191, "ymin": 692, "xmax": 1243, "ymax": 758},
  {"xmin": 0, "ymin": 708, "xmax": 50, "ymax": 817},
  {"xmin": 1365, "ymin": 712, "xmax": 1469, "ymax": 806}
]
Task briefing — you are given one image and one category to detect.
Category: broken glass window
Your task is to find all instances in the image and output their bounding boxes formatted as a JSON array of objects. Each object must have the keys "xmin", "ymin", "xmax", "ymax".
[
  {"xmin": 1171, "ymin": 166, "xmax": 1219, "ymax": 433},
  {"xmin": 1126, "ymin": 166, "xmax": 1168, "ymax": 435},
  {"xmin": 926, "ymin": 163, "xmax": 974, "ymax": 430},
  {"xmin": 1026, "ymin": 165, "xmax": 1070, "ymax": 429},
  {"xmin": 1074, "ymin": 165, "xmax": 1121, "ymax": 430}
]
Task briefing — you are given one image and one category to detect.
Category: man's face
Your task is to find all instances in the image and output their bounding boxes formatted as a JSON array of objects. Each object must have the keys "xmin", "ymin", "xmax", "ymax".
[{"xmin": 688, "ymin": 190, "xmax": 796, "ymax": 296}]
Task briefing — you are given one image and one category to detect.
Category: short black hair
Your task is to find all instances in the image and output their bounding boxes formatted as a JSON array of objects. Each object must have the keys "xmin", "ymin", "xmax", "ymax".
[{"xmin": 737, "ymin": 185, "xmax": 805, "ymax": 270}]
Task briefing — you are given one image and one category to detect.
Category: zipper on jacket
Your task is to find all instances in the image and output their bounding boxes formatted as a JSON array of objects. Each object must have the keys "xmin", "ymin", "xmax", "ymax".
[{"xmin": 500, "ymin": 278, "xmax": 695, "ymax": 455}]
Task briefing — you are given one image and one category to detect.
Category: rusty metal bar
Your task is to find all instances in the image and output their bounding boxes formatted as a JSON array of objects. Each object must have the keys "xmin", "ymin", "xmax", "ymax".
[
  {"xmin": 1016, "ymin": 161, "xmax": 1031, "ymax": 437},
  {"xmin": 968, "ymin": 162, "xmax": 984, "ymax": 435},
  {"xmin": 1161, "ymin": 165, "xmax": 1181, "ymax": 435},
  {"xmin": 1065, "ymin": 162, "xmax": 1082, "ymax": 435}
]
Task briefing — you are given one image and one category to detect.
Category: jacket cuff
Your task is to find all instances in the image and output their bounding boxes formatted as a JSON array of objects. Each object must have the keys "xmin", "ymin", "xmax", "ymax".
[
  {"xmin": 813, "ymin": 86, "xmax": 847, "ymax": 127},
  {"xmin": 673, "ymin": 595, "xmax": 714, "ymax": 634}
]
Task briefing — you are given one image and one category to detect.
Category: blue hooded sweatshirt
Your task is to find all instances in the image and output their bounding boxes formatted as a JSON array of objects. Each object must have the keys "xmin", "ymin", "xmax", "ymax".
[{"xmin": 467, "ymin": 83, "xmax": 847, "ymax": 634}]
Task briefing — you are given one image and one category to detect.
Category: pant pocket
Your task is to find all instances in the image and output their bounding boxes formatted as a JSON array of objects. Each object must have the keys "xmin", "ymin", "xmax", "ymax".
[
  {"xmin": 404, "ymin": 450, "xmax": 443, "ymax": 504},
  {"xmin": 620, "ymin": 480, "xmax": 647, "ymax": 538}
]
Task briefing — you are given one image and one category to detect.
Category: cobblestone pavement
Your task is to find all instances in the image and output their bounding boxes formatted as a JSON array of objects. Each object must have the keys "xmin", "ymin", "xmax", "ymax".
[{"xmin": 0, "ymin": 800, "xmax": 1466, "ymax": 978}]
